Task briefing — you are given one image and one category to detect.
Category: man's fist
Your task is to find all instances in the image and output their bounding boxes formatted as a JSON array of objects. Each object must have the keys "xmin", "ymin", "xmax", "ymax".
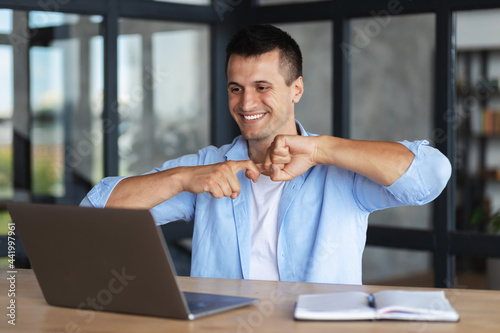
[{"xmin": 261, "ymin": 135, "xmax": 318, "ymax": 181}]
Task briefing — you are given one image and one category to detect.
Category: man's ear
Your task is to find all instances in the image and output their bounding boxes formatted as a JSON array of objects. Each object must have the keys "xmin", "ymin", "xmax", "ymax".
[{"xmin": 292, "ymin": 76, "xmax": 304, "ymax": 103}]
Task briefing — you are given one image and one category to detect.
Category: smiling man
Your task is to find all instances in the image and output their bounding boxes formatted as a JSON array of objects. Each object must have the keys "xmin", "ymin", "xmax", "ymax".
[{"xmin": 81, "ymin": 25, "xmax": 451, "ymax": 284}]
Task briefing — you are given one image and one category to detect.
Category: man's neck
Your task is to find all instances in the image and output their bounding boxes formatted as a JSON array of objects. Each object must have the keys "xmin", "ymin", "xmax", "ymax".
[
  {"xmin": 247, "ymin": 122, "xmax": 301, "ymax": 164},
  {"xmin": 247, "ymin": 139, "xmax": 272, "ymax": 164}
]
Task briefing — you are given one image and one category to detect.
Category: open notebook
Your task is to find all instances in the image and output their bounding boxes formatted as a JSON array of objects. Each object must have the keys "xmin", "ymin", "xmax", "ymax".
[{"xmin": 294, "ymin": 290, "xmax": 459, "ymax": 322}]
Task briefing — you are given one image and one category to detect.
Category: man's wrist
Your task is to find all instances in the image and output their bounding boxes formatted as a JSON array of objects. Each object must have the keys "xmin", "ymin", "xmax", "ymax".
[
  {"xmin": 314, "ymin": 135, "xmax": 339, "ymax": 166},
  {"xmin": 160, "ymin": 167, "xmax": 187, "ymax": 198}
]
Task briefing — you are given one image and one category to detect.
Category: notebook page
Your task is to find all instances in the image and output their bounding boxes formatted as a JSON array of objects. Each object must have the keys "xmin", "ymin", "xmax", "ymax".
[
  {"xmin": 373, "ymin": 290, "xmax": 459, "ymax": 321},
  {"xmin": 294, "ymin": 291, "xmax": 375, "ymax": 320}
]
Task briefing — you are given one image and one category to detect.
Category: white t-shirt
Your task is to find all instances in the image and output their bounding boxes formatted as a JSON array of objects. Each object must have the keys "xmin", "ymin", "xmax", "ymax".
[{"xmin": 248, "ymin": 174, "xmax": 285, "ymax": 281}]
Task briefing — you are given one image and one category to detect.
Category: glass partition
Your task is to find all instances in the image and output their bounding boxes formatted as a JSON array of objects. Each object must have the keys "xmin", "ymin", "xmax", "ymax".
[
  {"xmin": 0, "ymin": 44, "xmax": 13, "ymax": 199},
  {"xmin": 118, "ymin": 19, "xmax": 210, "ymax": 176},
  {"xmin": 350, "ymin": 13, "xmax": 436, "ymax": 230},
  {"xmin": 0, "ymin": 9, "xmax": 11, "ymax": 33},
  {"xmin": 455, "ymin": 8, "xmax": 500, "ymax": 290},
  {"xmin": 29, "ymin": 13, "xmax": 103, "ymax": 197},
  {"xmin": 455, "ymin": 9, "xmax": 500, "ymax": 235},
  {"xmin": 275, "ymin": 21, "xmax": 332, "ymax": 135},
  {"xmin": 350, "ymin": 13, "xmax": 436, "ymax": 288}
]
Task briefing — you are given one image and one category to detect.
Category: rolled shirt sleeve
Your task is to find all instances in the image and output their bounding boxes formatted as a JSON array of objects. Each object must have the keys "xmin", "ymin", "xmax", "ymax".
[
  {"xmin": 353, "ymin": 140, "xmax": 452, "ymax": 212},
  {"xmin": 387, "ymin": 140, "xmax": 452, "ymax": 205},
  {"xmin": 79, "ymin": 176, "xmax": 128, "ymax": 208}
]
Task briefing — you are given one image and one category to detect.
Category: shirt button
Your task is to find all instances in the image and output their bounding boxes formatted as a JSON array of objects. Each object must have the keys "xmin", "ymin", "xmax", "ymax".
[{"xmin": 281, "ymin": 252, "xmax": 285, "ymax": 259}]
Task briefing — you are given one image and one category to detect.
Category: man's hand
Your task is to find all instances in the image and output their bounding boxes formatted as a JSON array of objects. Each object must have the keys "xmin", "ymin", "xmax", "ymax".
[
  {"xmin": 181, "ymin": 160, "xmax": 260, "ymax": 199},
  {"xmin": 261, "ymin": 135, "xmax": 318, "ymax": 181}
]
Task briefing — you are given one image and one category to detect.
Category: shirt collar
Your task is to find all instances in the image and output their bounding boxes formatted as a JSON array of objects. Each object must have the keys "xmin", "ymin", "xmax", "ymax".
[{"xmin": 295, "ymin": 120, "xmax": 308, "ymax": 137}]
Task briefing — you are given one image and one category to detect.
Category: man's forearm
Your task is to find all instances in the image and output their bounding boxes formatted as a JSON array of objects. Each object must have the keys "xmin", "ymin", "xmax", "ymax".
[
  {"xmin": 105, "ymin": 160, "xmax": 260, "ymax": 209},
  {"xmin": 106, "ymin": 168, "xmax": 185, "ymax": 209},
  {"xmin": 315, "ymin": 136, "xmax": 415, "ymax": 186}
]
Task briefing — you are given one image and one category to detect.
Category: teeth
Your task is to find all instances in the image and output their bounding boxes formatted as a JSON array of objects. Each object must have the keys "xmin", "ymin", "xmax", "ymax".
[{"xmin": 244, "ymin": 114, "xmax": 264, "ymax": 120}]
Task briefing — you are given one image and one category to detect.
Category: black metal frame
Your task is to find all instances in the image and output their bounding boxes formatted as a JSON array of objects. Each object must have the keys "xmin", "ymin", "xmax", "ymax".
[{"xmin": 1, "ymin": 0, "xmax": 500, "ymax": 287}]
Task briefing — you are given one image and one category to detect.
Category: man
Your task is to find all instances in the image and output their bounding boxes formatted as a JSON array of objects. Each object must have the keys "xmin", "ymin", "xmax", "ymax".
[{"xmin": 81, "ymin": 25, "xmax": 451, "ymax": 284}]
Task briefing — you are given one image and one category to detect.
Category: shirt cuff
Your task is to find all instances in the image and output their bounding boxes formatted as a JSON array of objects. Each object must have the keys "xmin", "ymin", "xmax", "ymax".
[
  {"xmin": 83, "ymin": 176, "xmax": 128, "ymax": 208},
  {"xmin": 386, "ymin": 140, "xmax": 433, "ymax": 205}
]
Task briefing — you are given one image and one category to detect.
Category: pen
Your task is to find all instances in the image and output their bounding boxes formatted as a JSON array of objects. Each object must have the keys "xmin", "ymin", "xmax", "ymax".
[{"xmin": 368, "ymin": 294, "xmax": 376, "ymax": 308}]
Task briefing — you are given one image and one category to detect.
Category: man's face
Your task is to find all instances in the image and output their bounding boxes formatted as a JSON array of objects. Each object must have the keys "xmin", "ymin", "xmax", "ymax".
[{"xmin": 226, "ymin": 49, "xmax": 303, "ymax": 144}]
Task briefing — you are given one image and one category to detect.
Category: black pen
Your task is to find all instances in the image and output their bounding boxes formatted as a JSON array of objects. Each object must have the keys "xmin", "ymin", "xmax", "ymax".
[{"xmin": 368, "ymin": 293, "xmax": 376, "ymax": 308}]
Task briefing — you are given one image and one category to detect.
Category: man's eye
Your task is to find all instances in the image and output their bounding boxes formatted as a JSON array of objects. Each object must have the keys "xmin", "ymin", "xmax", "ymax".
[
  {"xmin": 230, "ymin": 87, "xmax": 241, "ymax": 93},
  {"xmin": 258, "ymin": 86, "xmax": 268, "ymax": 91}
]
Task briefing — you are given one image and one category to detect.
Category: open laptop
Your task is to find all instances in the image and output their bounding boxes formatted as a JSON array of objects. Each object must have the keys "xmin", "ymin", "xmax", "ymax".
[{"xmin": 7, "ymin": 203, "xmax": 258, "ymax": 320}]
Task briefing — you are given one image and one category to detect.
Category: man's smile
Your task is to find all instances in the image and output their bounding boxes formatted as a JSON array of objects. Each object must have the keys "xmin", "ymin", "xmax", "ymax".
[{"xmin": 243, "ymin": 114, "xmax": 265, "ymax": 121}]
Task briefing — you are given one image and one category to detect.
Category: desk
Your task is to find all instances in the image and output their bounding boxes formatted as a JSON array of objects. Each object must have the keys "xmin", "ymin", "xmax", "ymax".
[{"xmin": 1, "ymin": 268, "xmax": 499, "ymax": 332}]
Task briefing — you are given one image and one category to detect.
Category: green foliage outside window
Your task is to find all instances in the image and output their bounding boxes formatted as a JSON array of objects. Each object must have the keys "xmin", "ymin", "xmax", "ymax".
[
  {"xmin": 0, "ymin": 211, "xmax": 11, "ymax": 268},
  {"xmin": 0, "ymin": 147, "xmax": 12, "ymax": 198},
  {"xmin": 0, "ymin": 147, "xmax": 61, "ymax": 267}
]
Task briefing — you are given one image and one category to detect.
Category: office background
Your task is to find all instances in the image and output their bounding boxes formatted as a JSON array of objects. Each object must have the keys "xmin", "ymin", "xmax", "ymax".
[{"xmin": 0, "ymin": 0, "xmax": 500, "ymax": 289}]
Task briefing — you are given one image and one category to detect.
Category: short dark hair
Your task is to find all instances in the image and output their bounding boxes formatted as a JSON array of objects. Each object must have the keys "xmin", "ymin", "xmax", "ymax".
[{"xmin": 225, "ymin": 24, "xmax": 303, "ymax": 86}]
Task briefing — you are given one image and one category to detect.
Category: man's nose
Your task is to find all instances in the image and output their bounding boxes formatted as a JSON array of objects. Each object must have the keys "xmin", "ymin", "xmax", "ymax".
[{"xmin": 240, "ymin": 90, "xmax": 258, "ymax": 111}]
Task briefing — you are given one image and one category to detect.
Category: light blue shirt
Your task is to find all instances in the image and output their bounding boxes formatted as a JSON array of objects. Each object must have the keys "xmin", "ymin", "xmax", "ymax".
[{"xmin": 81, "ymin": 122, "xmax": 451, "ymax": 284}]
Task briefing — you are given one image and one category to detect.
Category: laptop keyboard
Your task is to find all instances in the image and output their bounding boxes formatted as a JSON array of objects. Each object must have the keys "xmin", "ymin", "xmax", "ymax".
[{"xmin": 187, "ymin": 301, "xmax": 213, "ymax": 311}]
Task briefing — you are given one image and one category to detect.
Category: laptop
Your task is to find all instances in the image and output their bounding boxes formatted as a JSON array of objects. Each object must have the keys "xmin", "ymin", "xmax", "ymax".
[{"xmin": 7, "ymin": 203, "xmax": 258, "ymax": 320}]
